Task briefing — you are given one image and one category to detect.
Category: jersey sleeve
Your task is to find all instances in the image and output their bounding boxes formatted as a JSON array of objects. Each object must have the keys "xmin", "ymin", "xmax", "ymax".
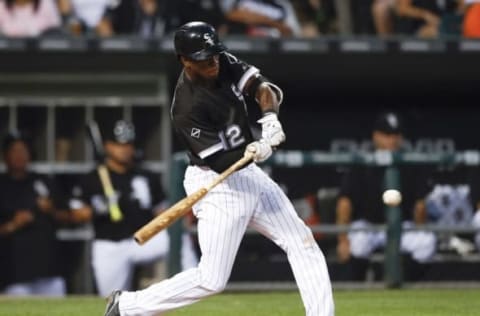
[
  {"xmin": 220, "ymin": 52, "xmax": 260, "ymax": 93},
  {"xmin": 172, "ymin": 94, "xmax": 227, "ymax": 160}
]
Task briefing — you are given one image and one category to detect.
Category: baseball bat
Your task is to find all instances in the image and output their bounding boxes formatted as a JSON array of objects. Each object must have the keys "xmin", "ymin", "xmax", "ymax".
[
  {"xmin": 134, "ymin": 151, "xmax": 254, "ymax": 245},
  {"xmin": 86, "ymin": 121, "xmax": 123, "ymax": 222}
]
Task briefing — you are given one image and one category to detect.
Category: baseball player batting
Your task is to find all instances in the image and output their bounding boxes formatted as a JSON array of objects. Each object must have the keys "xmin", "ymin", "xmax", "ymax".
[{"xmin": 104, "ymin": 21, "xmax": 333, "ymax": 316}]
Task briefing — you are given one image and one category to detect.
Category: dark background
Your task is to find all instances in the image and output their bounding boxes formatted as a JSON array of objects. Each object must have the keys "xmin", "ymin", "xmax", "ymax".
[{"xmin": 2, "ymin": 37, "xmax": 479, "ymax": 285}]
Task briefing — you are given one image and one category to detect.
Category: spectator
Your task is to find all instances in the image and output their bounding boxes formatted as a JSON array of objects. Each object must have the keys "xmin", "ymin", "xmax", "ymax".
[
  {"xmin": 108, "ymin": 0, "xmax": 226, "ymax": 37},
  {"xmin": 57, "ymin": 0, "xmax": 113, "ymax": 36},
  {"xmin": 372, "ymin": 0, "xmax": 395, "ymax": 35},
  {"xmin": 106, "ymin": 0, "xmax": 136, "ymax": 35},
  {"xmin": 133, "ymin": 0, "xmax": 166, "ymax": 38},
  {"xmin": 68, "ymin": 120, "xmax": 197, "ymax": 296},
  {"xmin": 438, "ymin": 0, "xmax": 464, "ymax": 37},
  {"xmin": 351, "ymin": 0, "xmax": 376, "ymax": 34},
  {"xmin": 162, "ymin": 0, "xmax": 226, "ymax": 35},
  {"xmin": 291, "ymin": 0, "xmax": 335, "ymax": 37},
  {"xmin": 0, "ymin": 0, "xmax": 61, "ymax": 37},
  {"xmin": 336, "ymin": 112, "xmax": 436, "ymax": 281},
  {"xmin": 463, "ymin": 0, "xmax": 480, "ymax": 37},
  {"xmin": 0, "ymin": 132, "xmax": 66, "ymax": 296},
  {"xmin": 394, "ymin": 0, "xmax": 441, "ymax": 38},
  {"xmin": 221, "ymin": 0, "xmax": 301, "ymax": 37}
]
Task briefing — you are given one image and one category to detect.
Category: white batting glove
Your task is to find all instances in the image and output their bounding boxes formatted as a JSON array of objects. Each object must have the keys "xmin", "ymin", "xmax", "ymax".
[
  {"xmin": 245, "ymin": 140, "xmax": 273, "ymax": 163},
  {"xmin": 257, "ymin": 113, "xmax": 286, "ymax": 147}
]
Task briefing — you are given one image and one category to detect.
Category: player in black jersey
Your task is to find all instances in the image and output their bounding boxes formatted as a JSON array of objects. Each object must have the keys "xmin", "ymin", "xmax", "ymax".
[
  {"xmin": 336, "ymin": 112, "xmax": 436, "ymax": 281},
  {"xmin": 0, "ymin": 132, "xmax": 65, "ymax": 296},
  {"xmin": 70, "ymin": 121, "xmax": 197, "ymax": 297},
  {"xmin": 104, "ymin": 22, "xmax": 333, "ymax": 316},
  {"xmin": 170, "ymin": 22, "xmax": 286, "ymax": 171}
]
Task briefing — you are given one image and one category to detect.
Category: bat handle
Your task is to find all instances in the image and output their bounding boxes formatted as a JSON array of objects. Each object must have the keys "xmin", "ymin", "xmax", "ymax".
[
  {"xmin": 97, "ymin": 165, "xmax": 124, "ymax": 222},
  {"xmin": 110, "ymin": 204, "xmax": 123, "ymax": 222}
]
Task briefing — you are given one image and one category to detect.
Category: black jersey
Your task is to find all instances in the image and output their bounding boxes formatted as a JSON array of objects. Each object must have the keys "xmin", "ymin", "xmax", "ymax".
[
  {"xmin": 0, "ymin": 173, "xmax": 60, "ymax": 284},
  {"xmin": 339, "ymin": 165, "xmax": 430, "ymax": 223},
  {"xmin": 171, "ymin": 52, "xmax": 260, "ymax": 173},
  {"xmin": 72, "ymin": 167, "xmax": 165, "ymax": 241}
]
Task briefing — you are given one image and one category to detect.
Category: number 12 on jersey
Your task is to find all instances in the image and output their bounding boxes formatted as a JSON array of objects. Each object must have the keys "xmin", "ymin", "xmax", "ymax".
[{"xmin": 219, "ymin": 124, "xmax": 245, "ymax": 150}]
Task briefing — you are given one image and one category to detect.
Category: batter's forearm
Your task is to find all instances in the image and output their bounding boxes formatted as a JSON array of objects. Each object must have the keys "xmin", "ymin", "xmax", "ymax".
[{"xmin": 256, "ymin": 83, "xmax": 279, "ymax": 113}]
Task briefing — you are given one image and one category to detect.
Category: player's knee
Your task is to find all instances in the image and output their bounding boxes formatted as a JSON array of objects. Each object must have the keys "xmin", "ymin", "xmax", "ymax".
[
  {"xmin": 200, "ymin": 279, "xmax": 227, "ymax": 294},
  {"xmin": 196, "ymin": 267, "xmax": 228, "ymax": 293}
]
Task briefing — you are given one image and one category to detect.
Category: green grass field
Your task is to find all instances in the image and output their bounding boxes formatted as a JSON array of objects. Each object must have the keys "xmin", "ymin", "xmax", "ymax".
[{"xmin": 0, "ymin": 289, "xmax": 479, "ymax": 316}]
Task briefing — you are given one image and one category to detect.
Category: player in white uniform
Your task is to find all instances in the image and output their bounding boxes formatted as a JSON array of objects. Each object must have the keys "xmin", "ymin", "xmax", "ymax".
[
  {"xmin": 104, "ymin": 21, "xmax": 333, "ymax": 316},
  {"xmin": 70, "ymin": 121, "xmax": 197, "ymax": 296}
]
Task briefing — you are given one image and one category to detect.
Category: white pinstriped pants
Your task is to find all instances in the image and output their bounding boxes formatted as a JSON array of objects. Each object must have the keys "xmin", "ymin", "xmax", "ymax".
[{"xmin": 119, "ymin": 163, "xmax": 334, "ymax": 316}]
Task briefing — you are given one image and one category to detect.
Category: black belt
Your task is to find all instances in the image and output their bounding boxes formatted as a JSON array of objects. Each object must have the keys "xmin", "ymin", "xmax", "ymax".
[{"xmin": 189, "ymin": 162, "xmax": 211, "ymax": 170}]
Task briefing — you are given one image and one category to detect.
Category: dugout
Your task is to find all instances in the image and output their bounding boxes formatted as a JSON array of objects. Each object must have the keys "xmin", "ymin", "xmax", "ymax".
[{"xmin": 0, "ymin": 36, "xmax": 479, "ymax": 291}]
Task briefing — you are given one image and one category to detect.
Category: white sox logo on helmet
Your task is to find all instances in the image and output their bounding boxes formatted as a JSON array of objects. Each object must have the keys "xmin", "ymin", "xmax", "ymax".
[{"xmin": 203, "ymin": 33, "xmax": 214, "ymax": 47}]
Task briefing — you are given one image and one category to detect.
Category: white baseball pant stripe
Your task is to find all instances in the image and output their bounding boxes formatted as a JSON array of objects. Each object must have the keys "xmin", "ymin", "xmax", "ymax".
[{"xmin": 119, "ymin": 163, "xmax": 333, "ymax": 316}]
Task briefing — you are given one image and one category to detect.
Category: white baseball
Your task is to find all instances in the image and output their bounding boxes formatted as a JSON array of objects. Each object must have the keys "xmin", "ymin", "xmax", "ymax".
[{"xmin": 382, "ymin": 189, "xmax": 402, "ymax": 207}]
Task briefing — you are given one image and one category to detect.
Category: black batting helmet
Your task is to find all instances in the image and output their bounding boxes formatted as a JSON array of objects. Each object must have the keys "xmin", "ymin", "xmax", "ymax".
[{"xmin": 174, "ymin": 21, "xmax": 226, "ymax": 61}]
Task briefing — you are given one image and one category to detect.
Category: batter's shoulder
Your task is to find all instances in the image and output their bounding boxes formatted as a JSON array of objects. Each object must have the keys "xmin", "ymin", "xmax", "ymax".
[
  {"xmin": 172, "ymin": 84, "xmax": 209, "ymax": 120},
  {"xmin": 172, "ymin": 77, "xmax": 198, "ymax": 114}
]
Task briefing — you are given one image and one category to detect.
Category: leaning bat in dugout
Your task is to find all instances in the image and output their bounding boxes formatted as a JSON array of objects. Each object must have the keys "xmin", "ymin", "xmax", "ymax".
[
  {"xmin": 86, "ymin": 121, "xmax": 123, "ymax": 222},
  {"xmin": 134, "ymin": 152, "xmax": 254, "ymax": 245}
]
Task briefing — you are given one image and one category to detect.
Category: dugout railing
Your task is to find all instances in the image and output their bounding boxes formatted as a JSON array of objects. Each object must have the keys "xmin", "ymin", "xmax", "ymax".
[{"xmin": 168, "ymin": 150, "xmax": 480, "ymax": 288}]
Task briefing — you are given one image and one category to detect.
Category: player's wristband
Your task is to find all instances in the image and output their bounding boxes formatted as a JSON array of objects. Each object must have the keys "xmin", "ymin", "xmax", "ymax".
[
  {"xmin": 257, "ymin": 112, "xmax": 279, "ymax": 124},
  {"xmin": 262, "ymin": 109, "xmax": 278, "ymax": 116}
]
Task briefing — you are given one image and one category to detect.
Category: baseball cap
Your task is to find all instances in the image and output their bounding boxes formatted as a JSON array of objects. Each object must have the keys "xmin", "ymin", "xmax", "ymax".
[
  {"xmin": 373, "ymin": 112, "xmax": 403, "ymax": 134},
  {"xmin": 104, "ymin": 120, "xmax": 136, "ymax": 144},
  {"xmin": 2, "ymin": 130, "xmax": 31, "ymax": 153}
]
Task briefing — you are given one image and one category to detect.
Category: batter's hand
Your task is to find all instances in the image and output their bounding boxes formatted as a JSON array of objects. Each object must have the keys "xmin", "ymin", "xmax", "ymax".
[
  {"xmin": 245, "ymin": 140, "xmax": 272, "ymax": 163},
  {"xmin": 257, "ymin": 113, "xmax": 285, "ymax": 147}
]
